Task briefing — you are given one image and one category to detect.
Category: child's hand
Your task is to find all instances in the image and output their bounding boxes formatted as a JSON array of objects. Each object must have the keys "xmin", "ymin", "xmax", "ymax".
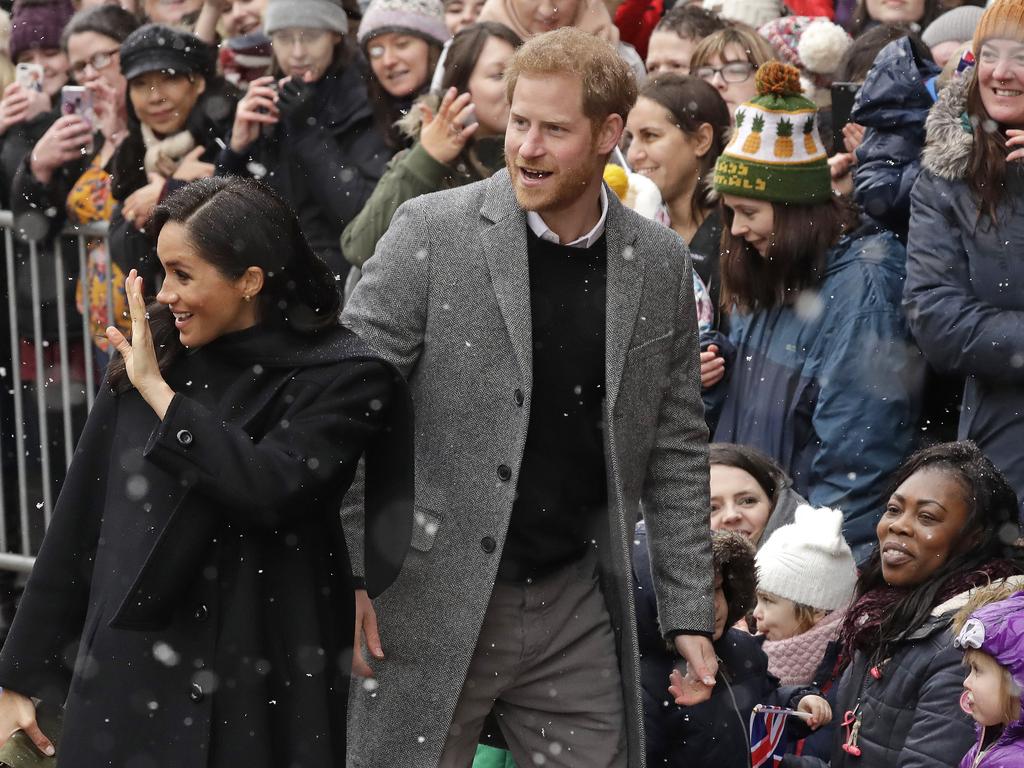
[{"xmin": 798, "ymin": 695, "xmax": 831, "ymax": 729}]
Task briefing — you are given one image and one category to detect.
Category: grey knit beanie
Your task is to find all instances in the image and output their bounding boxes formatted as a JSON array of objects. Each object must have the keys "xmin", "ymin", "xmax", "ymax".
[
  {"xmin": 263, "ymin": 0, "xmax": 348, "ymax": 37},
  {"xmin": 357, "ymin": 0, "xmax": 449, "ymax": 47},
  {"xmin": 922, "ymin": 5, "xmax": 984, "ymax": 48}
]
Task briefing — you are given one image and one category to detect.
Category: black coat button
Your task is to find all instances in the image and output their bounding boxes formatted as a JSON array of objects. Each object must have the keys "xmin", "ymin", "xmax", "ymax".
[
  {"xmin": 194, "ymin": 604, "xmax": 209, "ymax": 623},
  {"xmin": 497, "ymin": 464, "xmax": 512, "ymax": 482},
  {"xmin": 514, "ymin": 389, "xmax": 524, "ymax": 407},
  {"xmin": 189, "ymin": 682, "xmax": 204, "ymax": 702},
  {"xmin": 481, "ymin": 536, "xmax": 496, "ymax": 553},
  {"xmin": 176, "ymin": 429, "xmax": 194, "ymax": 446}
]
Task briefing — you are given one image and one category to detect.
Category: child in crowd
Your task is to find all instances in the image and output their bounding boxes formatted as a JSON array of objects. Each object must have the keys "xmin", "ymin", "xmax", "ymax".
[
  {"xmin": 953, "ymin": 585, "xmax": 1024, "ymax": 768},
  {"xmin": 754, "ymin": 505, "xmax": 857, "ymax": 760},
  {"xmin": 635, "ymin": 525, "xmax": 832, "ymax": 768}
]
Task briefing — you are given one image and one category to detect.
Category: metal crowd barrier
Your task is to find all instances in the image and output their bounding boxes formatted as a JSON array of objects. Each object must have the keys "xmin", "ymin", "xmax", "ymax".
[{"xmin": 0, "ymin": 210, "xmax": 111, "ymax": 574}]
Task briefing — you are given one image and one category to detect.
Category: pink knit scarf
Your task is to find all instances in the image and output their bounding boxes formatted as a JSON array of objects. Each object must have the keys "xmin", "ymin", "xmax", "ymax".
[{"xmin": 762, "ymin": 607, "xmax": 846, "ymax": 686}]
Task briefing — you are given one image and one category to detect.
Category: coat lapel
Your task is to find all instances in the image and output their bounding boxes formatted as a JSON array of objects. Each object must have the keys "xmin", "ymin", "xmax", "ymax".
[
  {"xmin": 480, "ymin": 170, "xmax": 533, "ymax": 389},
  {"xmin": 605, "ymin": 195, "xmax": 643, "ymax": 410}
]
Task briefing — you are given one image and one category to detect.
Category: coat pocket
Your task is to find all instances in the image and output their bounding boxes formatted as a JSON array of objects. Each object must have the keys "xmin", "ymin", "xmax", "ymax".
[
  {"xmin": 410, "ymin": 507, "xmax": 442, "ymax": 552},
  {"xmin": 627, "ymin": 331, "xmax": 673, "ymax": 360}
]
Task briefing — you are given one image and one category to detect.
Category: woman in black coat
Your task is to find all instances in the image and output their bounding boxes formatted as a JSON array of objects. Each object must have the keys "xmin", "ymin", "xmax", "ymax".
[{"xmin": 0, "ymin": 177, "xmax": 413, "ymax": 768}]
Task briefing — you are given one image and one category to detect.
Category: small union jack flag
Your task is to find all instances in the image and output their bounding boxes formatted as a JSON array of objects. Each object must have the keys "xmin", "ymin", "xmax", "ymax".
[{"xmin": 749, "ymin": 707, "xmax": 790, "ymax": 768}]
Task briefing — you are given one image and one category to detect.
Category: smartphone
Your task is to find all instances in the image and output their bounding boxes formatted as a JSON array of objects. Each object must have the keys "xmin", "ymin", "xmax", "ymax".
[
  {"xmin": 15, "ymin": 62, "xmax": 44, "ymax": 92},
  {"xmin": 61, "ymin": 85, "xmax": 94, "ymax": 127},
  {"xmin": 830, "ymin": 82, "xmax": 861, "ymax": 154}
]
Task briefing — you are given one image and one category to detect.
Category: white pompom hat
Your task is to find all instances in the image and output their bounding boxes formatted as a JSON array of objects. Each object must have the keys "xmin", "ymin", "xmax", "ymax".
[{"xmin": 755, "ymin": 505, "xmax": 857, "ymax": 612}]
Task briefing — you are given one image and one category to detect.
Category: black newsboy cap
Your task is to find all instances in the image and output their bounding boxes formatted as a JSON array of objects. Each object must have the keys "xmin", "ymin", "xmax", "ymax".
[{"xmin": 120, "ymin": 23, "xmax": 216, "ymax": 82}]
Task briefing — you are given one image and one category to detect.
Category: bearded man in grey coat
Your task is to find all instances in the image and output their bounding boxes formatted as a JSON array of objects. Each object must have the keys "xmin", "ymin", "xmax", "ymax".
[{"xmin": 342, "ymin": 27, "xmax": 716, "ymax": 768}]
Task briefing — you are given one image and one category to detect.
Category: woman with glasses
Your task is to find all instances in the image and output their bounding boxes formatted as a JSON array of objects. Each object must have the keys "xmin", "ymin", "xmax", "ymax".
[
  {"xmin": 358, "ymin": 0, "xmax": 450, "ymax": 151},
  {"xmin": 218, "ymin": 0, "xmax": 392, "ymax": 284},
  {"xmin": 689, "ymin": 26, "xmax": 776, "ymax": 121},
  {"xmin": 12, "ymin": 5, "xmax": 140, "ymax": 377}
]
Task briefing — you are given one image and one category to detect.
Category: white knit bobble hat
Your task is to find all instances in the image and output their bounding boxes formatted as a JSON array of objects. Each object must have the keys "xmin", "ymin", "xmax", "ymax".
[{"xmin": 755, "ymin": 505, "xmax": 857, "ymax": 612}]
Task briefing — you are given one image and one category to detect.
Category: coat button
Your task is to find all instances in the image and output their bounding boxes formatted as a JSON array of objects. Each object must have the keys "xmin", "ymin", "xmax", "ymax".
[
  {"xmin": 514, "ymin": 389, "xmax": 524, "ymax": 407},
  {"xmin": 497, "ymin": 464, "xmax": 512, "ymax": 482},
  {"xmin": 481, "ymin": 536, "xmax": 496, "ymax": 553},
  {"xmin": 189, "ymin": 682, "xmax": 204, "ymax": 702},
  {"xmin": 176, "ymin": 429, "xmax": 194, "ymax": 446},
  {"xmin": 194, "ymin": 604, "xmax": 209, "ymax": 623}
]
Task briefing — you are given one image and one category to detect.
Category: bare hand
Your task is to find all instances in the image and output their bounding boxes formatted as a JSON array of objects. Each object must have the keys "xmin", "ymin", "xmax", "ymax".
[
  {"xmin": 419, "ymin": 87, "xmax": 478, "ymax": 166},
  {"xmin": 105, "ymin": 270, "xmax": 174, "ymax": 417},
  {"xmin": 87, "ymin": 77, "xmax": 127, "ymax": 147},
  {"xmin": 29, "ymin": 115, "xmax": 94, "ymax": 183},
  {"xmin": 0, "ymin": 82, "xmax": 49, "ymax": 134},
  {"xmin": 352, "ymin": 589, "xmax": 384, "ymax": 678},
  {"xmin": 172, "ymin": 146, "xmax": 215, "ymax": 182},
  {"xmin": 829, "ymin": 152, "xmax": 856, "ymax": 196},
  {"xmin": 797, "ymin": 694, "xmax": 832, "ymax": 729},
  {"xmin": 1007, "ymin": 128, "xmax": 1024, "ymax": 162},
  {"xmin": 700, "ymin": 344, "xmax": 725, "ymax": 389},
  {"xmin": 230, "ymin": 75, "xmax": 279, "ymax": 153},
  {"xmin": 122, "ymin": 174, "xmax": 165, "ymax": 230},
  {"xmin": 669, "ymin": 634, "xmax": 717, "ymax": 705},
  {"xmin": 0, "ymin": 690, "xmax": 55, "ymax": 757},
  {"xmin": 842, "ymin": 122, "xmax": 865, "ymax": 154}
]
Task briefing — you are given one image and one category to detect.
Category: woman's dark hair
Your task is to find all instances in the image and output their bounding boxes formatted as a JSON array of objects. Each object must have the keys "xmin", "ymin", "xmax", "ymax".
[
  {"xmin": 835, "ymin": 24, "xmax": 920, "ymax": 82},
  {"xmin": 366, "ymin": 39, "xmax": 443, "ymax": 149},
  {"xmin": 108, "ymin": 177, "xmax": 342, "ymax": 391},
  {"xmin": 61, "ymin": 4, "xmax": 140, "ymax": 50},
  {"xmin": 709, "ymin": 442, "xmax": 785, "ymax": 508},
  {"xmin": 440, "ymin": 21, "xmax": 521, "ymax": 94},
  {"xmin": 849, "ymin": 0, "xmax": 939, "ymax": 38},
  {"xmin": 719, "ymin": 196, "xmax": 861, "ymax": 312},
  {"xmin": 854, "ymin": 441, "xmax": 1023, "ymax": 656},
  {"xmin": 637, "ymin": 74, "xmax": 730, "ymax": 224},
  {"xmin": 653, "ymin": 4, "xmax": 727, "ymax": 40},
  {"xmin": 966, "ymin": 71, "xmax": 1011, "ymax": 223}
]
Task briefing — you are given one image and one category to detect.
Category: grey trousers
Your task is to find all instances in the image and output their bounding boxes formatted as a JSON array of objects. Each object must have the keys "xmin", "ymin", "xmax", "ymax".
[{"xmin": 439, "ymin": 555, "xmax": 627, "ymax": 768}]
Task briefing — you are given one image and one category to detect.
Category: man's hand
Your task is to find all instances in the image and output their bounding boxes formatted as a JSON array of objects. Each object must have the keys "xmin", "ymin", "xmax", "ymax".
[
  {"xmin": 668, "ymin": 634, "xmax": 717, "ymax": 705},
  {"xmin": 352, "ymin": 589, "xmax": 384, "ymax": 678}
]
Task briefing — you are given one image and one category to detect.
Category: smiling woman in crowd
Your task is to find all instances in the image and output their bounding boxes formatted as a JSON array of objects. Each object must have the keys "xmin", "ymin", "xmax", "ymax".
[{"xmin": 358, "ymin": 0, "xmax": 450, "ymax": 150}]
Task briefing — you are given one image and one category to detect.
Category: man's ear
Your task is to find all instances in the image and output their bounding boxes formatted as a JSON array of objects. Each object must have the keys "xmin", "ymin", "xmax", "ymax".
[{"xmin": 595, "ymin": 113, "xmax": 624, "ymax": 156}]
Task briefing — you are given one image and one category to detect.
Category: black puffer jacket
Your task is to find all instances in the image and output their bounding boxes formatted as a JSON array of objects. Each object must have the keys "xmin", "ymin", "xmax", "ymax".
[{"xmin": 852, "ymin": 36, "xmax": 939, "ymax": 242}]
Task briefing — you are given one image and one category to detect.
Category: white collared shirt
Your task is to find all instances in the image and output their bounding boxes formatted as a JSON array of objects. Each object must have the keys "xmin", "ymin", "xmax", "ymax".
[{"xmin": 525, "ymin": 185, "xmax": 609, "ymax": 249}]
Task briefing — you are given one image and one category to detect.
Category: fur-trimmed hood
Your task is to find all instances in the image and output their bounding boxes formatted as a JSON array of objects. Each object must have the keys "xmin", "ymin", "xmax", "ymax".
[{"xmin": 921, "ymin": 72, "xmax": 974, "ymax": 181}]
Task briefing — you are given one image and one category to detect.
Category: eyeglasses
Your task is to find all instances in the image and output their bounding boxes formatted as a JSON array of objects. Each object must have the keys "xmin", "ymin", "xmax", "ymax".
[
  {"xmin": 695, "ymin": 61, "xmax": 755, "ymax": 84},
  {"xmin": 70, "ymin": 49, "xmax": 120, "ymax": 78},
  {"xmin": 270, "ymin": 28, "xmax": 330, "ymax": 48}
]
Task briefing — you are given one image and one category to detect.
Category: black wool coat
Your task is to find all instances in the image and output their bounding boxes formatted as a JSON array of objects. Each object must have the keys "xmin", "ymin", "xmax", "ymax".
[{"xmin": 0, "ymin": 324, "xmax": 412, "ymax": 768}]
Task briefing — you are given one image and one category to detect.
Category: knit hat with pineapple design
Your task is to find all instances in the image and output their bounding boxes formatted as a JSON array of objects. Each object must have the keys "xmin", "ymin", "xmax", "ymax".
[{"xmin": 713, "ymin": 61, "xmax": 830, "ymax": 205}]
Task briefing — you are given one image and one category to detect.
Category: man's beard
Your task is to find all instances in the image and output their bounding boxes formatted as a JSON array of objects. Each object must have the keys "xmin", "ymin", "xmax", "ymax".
[{"xmin": 506, "ymin": 147, "xmax": 600, "ymax": 214}]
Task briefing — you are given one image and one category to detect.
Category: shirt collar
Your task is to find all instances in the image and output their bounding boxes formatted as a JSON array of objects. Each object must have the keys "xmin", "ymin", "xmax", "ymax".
[{"xmin": 525, "ymin": 185, "xmax": 609, "ymax": 249}]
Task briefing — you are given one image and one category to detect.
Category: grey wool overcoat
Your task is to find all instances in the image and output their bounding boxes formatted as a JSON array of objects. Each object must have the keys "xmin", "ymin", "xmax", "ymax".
[{"xmin": 341, "ymin": 168, "xmax": 713, "ymax": 767}]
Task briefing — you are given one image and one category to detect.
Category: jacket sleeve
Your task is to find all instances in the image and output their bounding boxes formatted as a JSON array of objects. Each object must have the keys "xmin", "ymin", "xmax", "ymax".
[
  {"xmin": 905, "ymin": 172, "xmax": 1024, "ymax": 380},
  {"xmin": 895, "ymin": 643, "xmax": 976, "ymax": 767},
  {"xmin": 0, "ymin": 385, "xmax": 117, "ymax": 705},
  {"xmin": 854, "ymin": 134, "xmax": 922, "ymax": 239},
  {"xmin": 341, "ymin": 144, "xmax": 449, "ymax": 269},
  {"xmin": 10, "ymin": 153, "xmax": 88, "ymax": 241},
  {"xmin": 141, "ymin": 361, "xmax": 392, "ymax": 532},
  {"xmin": 290, "ymin": 117, "xmax": 390, "ymax": 237},
  {"xmin": 808, "ymin": 267, "xmax": 922, "ymax": 552},
  {"xmin": 640, "ymin": 240, "xmax": 714, "ymax": 637},
  {"xmin": 107, "ymin": 204, "xmax": 161, "ymax": 287}
]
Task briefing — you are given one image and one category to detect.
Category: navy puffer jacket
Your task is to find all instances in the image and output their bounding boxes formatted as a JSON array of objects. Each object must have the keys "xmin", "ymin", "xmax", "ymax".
[{"xmin": 852, "ymin": 36, "xmax": 940, "ymax": 242}]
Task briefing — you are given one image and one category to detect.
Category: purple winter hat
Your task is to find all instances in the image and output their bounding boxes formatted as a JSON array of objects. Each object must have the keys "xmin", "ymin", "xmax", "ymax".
[
  {"xmin": 9, "ymin": 0, "xmax": 74, "ymax": 61},
  {"xmin": 955, "ymin": 590, "xmax": 1024, "ymax": 694}
]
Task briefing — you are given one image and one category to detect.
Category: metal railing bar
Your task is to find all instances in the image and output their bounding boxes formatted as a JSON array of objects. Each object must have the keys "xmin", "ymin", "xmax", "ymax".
[
  {"xmin": 26, "ymin": 240, "xmax": 53, "ymax": 527},
  {"xmin": 54, "ymin": 241, "xmax": 74, "ymax": 468},
  {"xmin": 77, "ymin": 235, "xmax": 95, "ymax": 409},
  {"xmin": 6, "ymin": 226, "xmax": 30, "ymax": 555}
]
